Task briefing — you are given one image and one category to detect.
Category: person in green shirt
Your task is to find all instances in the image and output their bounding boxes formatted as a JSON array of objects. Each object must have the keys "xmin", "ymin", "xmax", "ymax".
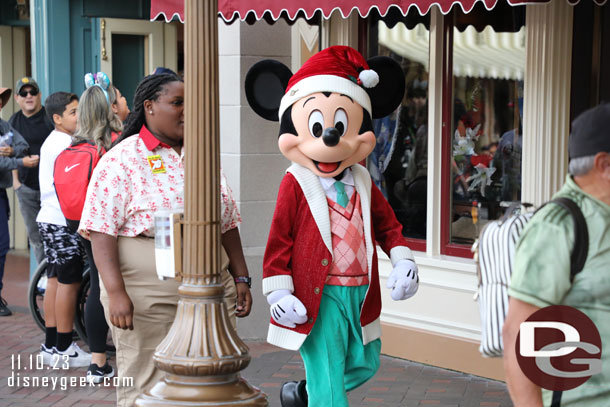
[{"xmin": 503, "ymin": 103, "xmax": 610, "ymax": 407}]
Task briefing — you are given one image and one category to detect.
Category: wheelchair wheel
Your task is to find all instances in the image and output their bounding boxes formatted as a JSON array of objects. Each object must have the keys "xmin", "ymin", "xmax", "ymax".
[
  {"xmin": 27, "ymin": 259, "xmax": 90, "ymax": 343},
  {"xmin": 27, "ymin": 259, "xmax": 48, "ymax": 332}
]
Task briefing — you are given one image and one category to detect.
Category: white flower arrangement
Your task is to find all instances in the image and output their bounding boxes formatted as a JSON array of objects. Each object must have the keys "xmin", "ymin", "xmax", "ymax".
[
  {"xmin": 453, "ymin": 123, "xmax": 481, "ymax": 157},
  {"xmin": 467, "ymin": 163, "xmax": 496, "ymax": 197}
]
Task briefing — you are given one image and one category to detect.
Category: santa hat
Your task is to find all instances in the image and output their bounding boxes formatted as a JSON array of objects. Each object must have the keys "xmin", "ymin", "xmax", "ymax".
[{"xmin": 278, "ymin": 46, "xmax": 379, "ymax": 120}]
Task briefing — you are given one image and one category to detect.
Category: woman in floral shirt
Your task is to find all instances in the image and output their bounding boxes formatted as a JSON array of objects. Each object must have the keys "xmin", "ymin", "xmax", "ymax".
[{"xmin": 79, "ymin": 73, "xmax": 252, "ymax": 407}]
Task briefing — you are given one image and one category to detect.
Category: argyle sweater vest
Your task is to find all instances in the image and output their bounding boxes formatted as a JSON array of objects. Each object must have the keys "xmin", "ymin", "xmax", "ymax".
[{"xmin": 326, "ymin": 191, "xmax": 369, "ymax": 286}]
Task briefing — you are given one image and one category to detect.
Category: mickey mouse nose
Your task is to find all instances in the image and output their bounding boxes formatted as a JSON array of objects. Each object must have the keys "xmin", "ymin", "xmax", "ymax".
[{"xmin": 322, "ymin": 127, "xmax": 340, "ymax": 147}]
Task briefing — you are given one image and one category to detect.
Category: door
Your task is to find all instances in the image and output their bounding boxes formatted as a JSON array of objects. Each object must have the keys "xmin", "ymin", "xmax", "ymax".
[{"xmin": 100, "ymin": 18, "xmax": 177, "ymax": 109}]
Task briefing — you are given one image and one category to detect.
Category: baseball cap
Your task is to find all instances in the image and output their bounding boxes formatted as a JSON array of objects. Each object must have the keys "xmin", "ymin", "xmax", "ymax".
[
  {"xmin": 0, "ymin": 87, "xmax": 11, "ymax": 107},
  {"xmin": 569, "ymin": 103, "xmax": 610, "ymax": 159},
  {"xmin": 15, "ymin": 77, "xmax": 39, "ymax": 94}
]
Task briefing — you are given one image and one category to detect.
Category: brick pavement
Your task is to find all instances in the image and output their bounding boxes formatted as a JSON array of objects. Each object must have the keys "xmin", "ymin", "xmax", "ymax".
[{"xmin": 0, "ymin": 251, "xmax": 512, "ymax": 406}]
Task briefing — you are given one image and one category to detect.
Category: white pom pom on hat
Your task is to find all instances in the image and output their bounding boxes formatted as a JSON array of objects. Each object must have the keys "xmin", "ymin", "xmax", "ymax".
[{"xmin": 358, "ymin": 69, "xmax": 379, "ymax": 88}]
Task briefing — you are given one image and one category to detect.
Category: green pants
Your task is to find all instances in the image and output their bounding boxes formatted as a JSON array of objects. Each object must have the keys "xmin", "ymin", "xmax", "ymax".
[{"xmin": 300, "ymin": 285, "xmax": 381, "ymax": 407}]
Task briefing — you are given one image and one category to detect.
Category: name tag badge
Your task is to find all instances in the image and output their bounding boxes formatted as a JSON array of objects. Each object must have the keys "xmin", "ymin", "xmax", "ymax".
[{"xmin": 147, "ymin": 155, "xmax": 166, "ymax": 174}]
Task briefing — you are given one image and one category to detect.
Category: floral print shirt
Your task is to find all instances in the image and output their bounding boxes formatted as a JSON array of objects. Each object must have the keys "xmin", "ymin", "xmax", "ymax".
[{"xmin": 79, "ymin": 125, "xmax": 240, "ymax": 238}]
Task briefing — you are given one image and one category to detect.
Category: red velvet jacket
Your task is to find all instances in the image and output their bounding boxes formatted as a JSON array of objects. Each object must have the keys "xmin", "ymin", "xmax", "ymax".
[{"xmin": 263, "ymin": 163, "xmax": 413, "ymax": 350}]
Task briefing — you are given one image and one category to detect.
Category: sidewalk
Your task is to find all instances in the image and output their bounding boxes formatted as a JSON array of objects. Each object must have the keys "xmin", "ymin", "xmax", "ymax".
[{"xmin": 0, "ymin": 251, "xmax": 512, "ymax": 407}]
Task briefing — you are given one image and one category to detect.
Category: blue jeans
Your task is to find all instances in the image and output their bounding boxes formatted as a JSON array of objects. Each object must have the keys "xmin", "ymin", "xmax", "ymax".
[{"xmin": 0, "ymin": 189, "xmax": 10, "ymax": 295}]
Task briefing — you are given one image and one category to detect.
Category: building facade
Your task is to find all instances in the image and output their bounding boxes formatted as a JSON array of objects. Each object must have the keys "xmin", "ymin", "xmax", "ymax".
[{"xmin": 3, "ymin": 0, "xmax": 608, "ymax": 381}]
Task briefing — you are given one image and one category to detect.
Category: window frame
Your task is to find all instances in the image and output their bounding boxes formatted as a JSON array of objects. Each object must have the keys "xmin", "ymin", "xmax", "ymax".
[
  {"xmin": 441, "ymin": 10, "xmax": 526, "ymax": 258},
  {"xmin": 439, "ymin": 16, "xmax": 474, "ymax": 258}
]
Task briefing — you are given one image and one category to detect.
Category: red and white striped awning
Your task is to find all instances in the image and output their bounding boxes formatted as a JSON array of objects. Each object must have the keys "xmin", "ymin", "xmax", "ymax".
[
  {"xmin": 151, "ymin": 0, "xmax": 607, "ymax": 23},
  {"xmin": 151, "ymin": 0, "xmax": 184, "ymax": 22}
]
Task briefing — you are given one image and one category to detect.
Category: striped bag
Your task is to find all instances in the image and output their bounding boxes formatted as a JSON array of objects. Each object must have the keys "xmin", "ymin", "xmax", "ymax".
[
  {"xmin": 473, "ymin": 204, "xmax": 533, "ymax": 357},
  {"xmin": 473, "ymin": 198, "xmax": 588, "ymax": 358}
]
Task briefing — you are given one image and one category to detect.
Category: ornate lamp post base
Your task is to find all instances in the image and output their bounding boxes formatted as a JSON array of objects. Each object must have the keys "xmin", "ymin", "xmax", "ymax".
[
  {"xmin": 136, "ymin": 376, "xmax": 268, "ymax": 406},
  {"xmin": 134, "ymin": 286, "xmax": 267, "ymax": 406}
]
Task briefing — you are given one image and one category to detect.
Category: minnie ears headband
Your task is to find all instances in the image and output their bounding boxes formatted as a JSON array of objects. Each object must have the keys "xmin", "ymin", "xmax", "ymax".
[{"xmin": 84, "ymin": 72, "xmax": 110, "ymax": 103}]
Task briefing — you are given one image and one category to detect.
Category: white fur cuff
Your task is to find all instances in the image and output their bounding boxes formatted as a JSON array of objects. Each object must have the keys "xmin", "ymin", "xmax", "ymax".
[
  {"xmin": 389, "ymin": 246, "xmax": 414, "ymax": 266},
  {"xmin": 262, "ymin": 275, "xmax": 294, "ymax": 296}
]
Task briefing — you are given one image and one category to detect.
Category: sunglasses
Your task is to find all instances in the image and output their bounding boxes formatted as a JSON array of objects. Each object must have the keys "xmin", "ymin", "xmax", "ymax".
[{"xmin": 19, "ymin": 89, "xmax": 39, "ymax": 97}]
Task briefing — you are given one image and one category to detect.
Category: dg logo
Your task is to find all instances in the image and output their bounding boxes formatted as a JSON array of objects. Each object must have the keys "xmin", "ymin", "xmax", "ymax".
[{"xmin": 516, "ymin": 305, "xmax": 602, "ymax": 391}]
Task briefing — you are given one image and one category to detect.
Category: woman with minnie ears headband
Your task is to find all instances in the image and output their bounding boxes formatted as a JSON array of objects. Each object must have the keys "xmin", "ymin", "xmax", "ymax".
[
  {"xmin": 69, "ymin": 73, "xmax": 123, "ymax": 383},
  {"xmin": 84, "ymin": 72, "xmax": 129, "ymax": 124}
]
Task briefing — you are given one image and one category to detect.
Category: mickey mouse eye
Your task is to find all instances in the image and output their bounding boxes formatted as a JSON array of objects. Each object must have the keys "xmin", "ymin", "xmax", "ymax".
[
  {"xmin": 334, "ymin": 109, "xmax": 348, "ymax": 136},
  {"xmin": 308, "ymin": 110, "xmax": 324, "ymax": 138}
]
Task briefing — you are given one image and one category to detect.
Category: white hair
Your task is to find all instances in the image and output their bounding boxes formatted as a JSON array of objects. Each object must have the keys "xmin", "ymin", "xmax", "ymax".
[{"xmin": 568, "ymin": 155, "xmax": 596, "ymax": 176}]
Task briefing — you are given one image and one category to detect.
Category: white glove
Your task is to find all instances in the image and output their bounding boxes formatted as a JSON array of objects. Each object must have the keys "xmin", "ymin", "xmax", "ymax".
[
  {"xmin": 386, "ymin": 259, "xmax": 419, "ymax": 301},
  {"xmin": 267, "ymin": 289, "xmax": 308, "ymax": 328}
]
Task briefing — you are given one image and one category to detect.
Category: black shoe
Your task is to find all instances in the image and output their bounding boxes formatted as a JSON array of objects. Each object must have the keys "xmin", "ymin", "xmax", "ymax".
[
  {"xmin": 280, "ymin": 380, "xmax": 308, "ymax": 407},
  {"xmin": 87, "ymin": 363, "xmax": 115, "ymax": 384},
  {"xmin": 0, "ymin": 297, "xmax": 12, "ymax": 316}
]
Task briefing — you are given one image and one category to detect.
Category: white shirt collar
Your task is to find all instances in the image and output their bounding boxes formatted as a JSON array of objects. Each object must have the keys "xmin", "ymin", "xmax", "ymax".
[{"xmin": 319, "ymin": 167, "xmax": 354, "ymax": 192}]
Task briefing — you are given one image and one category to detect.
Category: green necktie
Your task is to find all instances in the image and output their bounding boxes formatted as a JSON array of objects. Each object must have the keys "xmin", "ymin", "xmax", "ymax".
[{"xmin": 334, "ymin": 181, "xmax": 349, "ymax": 208}]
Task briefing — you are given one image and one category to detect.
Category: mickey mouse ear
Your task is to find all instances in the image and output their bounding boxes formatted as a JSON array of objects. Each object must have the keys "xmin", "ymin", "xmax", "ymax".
[
  {"xmin": 365, "ymin": 56, "xmax": 405, "ymax": 119},
  {"xmin": 84, "ymin": 73, "xmax": 96, "ymax": 89},
  {"xmin": 245, "ymin": 60, "xmax": 292, "ymax": 122}
]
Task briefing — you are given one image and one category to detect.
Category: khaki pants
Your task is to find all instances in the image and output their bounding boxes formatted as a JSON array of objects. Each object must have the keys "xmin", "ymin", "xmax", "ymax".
[{"xmin": 99, "ymin": 236, "xmax": 237, "ymax": 407}]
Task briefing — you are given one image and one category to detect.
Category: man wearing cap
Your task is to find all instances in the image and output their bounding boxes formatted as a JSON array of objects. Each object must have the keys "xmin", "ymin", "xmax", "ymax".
[
  {"xmin": 9, "ymin": 77, "xmax": 54, "ymax": 264},
  {"xmin": 502, "ymin": 103, "xmax": 610, "ymax": 407},
  {"xmin": 0, "ymin": 86, "xmax": 38, "ymax": 316}
]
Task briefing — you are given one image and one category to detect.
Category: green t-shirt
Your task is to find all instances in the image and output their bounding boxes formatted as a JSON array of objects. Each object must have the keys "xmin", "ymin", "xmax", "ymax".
[{"xmin": 509, "ymin": 175, "xmax": 610, "ymax": 407}]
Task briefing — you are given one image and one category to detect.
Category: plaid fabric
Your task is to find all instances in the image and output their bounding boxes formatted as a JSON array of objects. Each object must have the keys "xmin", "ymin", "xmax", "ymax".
[{"xmin": 326, "ymin": 192, "xmax": 368, "ymax": 286}]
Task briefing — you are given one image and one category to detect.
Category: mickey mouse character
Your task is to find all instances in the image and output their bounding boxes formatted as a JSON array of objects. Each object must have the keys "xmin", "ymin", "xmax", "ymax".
[{"xmin": 246, "ymin": 46, "xmax": 419, "ymax": 407}]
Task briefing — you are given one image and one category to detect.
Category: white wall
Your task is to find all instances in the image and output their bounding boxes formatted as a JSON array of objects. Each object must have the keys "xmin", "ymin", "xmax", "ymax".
[{"xmin": 219, "ymin": 18, "xmax": 292, "ymax": 339}]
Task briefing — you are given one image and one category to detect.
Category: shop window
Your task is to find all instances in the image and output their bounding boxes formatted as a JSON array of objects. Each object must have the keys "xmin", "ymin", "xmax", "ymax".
[
  {"xmin": 366, "ymin": 1, "xmax": 525, "ymax": 258},
  {"xmin": 443, "ymin": 3, "xmax": 526, "ymax": 256},
  {"xmin": 367, "ymin": 13, "xmax": 430, "ymax": 250}
]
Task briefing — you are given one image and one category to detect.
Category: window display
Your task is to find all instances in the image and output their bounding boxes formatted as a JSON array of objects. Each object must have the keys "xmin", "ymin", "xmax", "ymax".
[
  {"xmin": 449, "ymin": 25, "xmax": 525, "ymax": 245},
  {"xmin": 366, "ymin": 2, "xmax": 526, "ymax": 256}
]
